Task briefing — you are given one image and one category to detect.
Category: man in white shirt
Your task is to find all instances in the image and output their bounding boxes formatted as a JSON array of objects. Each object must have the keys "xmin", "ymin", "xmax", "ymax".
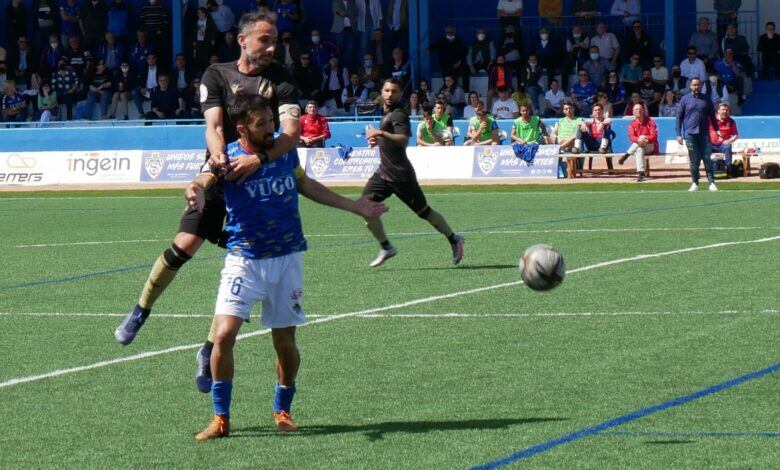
[
  {"xmin": 490, "ymin": 86, "xmax": 519, "ymax": 119},
  {"xmin": 610, "ymin": 0, "xmax": 641, "ymax": 26},
  {"xmin": 208, "ymin": 0, "xmax": 235, "ymax": 33},
  {"xmin": 650, "ymin": 55, "xmax": 669, "ymax": 84},
  {"xmin": 680, "ymin": 46, "xmax": 707, "ymax": 83},
  {"xmin": 591, "ymin": 22, "xmax": 620, "ymax": 66},
  {"xmin": 543, "ymin": 79, "xmax": 565, "ymax": 117}
]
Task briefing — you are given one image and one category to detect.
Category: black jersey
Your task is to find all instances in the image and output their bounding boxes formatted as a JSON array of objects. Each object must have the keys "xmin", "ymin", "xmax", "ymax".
[
  {"xmin": 377, "ymin": 104, "xmax": 414, "ymax": 182},
  {"xmin": 200, "ymin": 60, "xmax": 300, "ymax": 145}
]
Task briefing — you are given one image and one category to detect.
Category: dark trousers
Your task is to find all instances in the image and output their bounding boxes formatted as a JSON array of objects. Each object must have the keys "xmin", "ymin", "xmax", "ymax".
[
  {"xmin": 684, "ymin": 132, "xmax": 715, "ymax": 184},
  {"xmin": 711, "ymin": 143, "xmax": 733, "ymax": 165}
]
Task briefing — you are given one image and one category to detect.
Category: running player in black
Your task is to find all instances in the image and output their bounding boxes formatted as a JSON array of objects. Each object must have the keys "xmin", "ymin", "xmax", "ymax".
[
  {"xmin": 362, "ymin": 78, "xmax": 464, "ymax": 267},
  {"xmin": 115, "ymin": 12, "xmax": 301, "ymax": 393}
]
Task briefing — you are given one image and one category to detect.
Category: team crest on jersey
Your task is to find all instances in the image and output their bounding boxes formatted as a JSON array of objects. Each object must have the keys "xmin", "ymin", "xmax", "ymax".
[
  {"xmin": 144, "ymin": 152, "xmax": 165, "ymax": 180},
  {"xmin": 477, "ymin": 148, "xmax": 498, "ymax": 175},
  {"xmin": 309, "ymin": 150, "xmax": 330, "ymax": 177},
  {"xmin": 258, "ymin": 81, "xmax": 274, "ymax": 98}
]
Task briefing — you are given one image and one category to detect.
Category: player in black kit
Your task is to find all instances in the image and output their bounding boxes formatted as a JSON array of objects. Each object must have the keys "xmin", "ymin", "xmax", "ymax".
[{"xmin": 362, "ymin": 78, "xmax": 465, "ymax": 267}]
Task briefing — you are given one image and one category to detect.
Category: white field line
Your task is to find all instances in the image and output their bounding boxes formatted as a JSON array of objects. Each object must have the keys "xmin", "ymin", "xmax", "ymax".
[
  {"xmin": 0, "ymin": 312, "xmax": 329, "ymax": 319},
  {"xmin": 13, "ymin": 226, "xmax": 780, "ymax": 248},
  {"xmin": 1, "ymin": 234, "xmax": 779, "ymax": 390}
]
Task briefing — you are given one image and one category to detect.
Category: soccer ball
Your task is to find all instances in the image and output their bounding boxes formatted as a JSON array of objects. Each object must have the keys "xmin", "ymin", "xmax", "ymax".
[{"xmin": 519, "ymin": 244, "xmax": 566, "ymax": 291}]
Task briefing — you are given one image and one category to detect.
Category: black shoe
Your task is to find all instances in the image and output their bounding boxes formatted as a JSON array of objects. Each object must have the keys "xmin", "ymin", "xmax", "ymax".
[
  {"xmin": 618, "ymin": 153, "xmax": 629, "ymax": 165},
  {"xmin": 637, "ymin": 171, "xmax": 645, "ymax": 182}
]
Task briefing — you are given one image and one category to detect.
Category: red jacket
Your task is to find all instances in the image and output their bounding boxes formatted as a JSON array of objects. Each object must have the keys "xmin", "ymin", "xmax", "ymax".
[
  {"xmin": 299, "ymin": 113, "xmax": 331, "ymax": 143},
  {"xmin": 709, "ymin": 116, "xmax": 738, "ymax": 145},
  {"xmin": 628, "ymin": 116, "xmax": 659, "ymax": 151}
]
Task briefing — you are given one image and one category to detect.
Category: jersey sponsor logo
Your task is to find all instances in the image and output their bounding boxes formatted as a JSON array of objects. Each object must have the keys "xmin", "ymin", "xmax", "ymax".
[
  {"xmin": 243, "ymin": 174, "xmax": 296, "ymax": 198},
  {"xmin": 476, "ymin": 147, "xmax": 498, "ymax": 175},
  {"xmin": 66, "ymin": 154, "xmax": 132, "ymax": 176},
  {"xmin": 308, "ymin": 150, "xmax": 330, "ymax": 178},
  {"xmin": 144, "ymin": 152, "xmax": 165, "ymax": 180},
  {"xmin": 0, "ymin": 172, "xmax": 43, "ymax": 183}
]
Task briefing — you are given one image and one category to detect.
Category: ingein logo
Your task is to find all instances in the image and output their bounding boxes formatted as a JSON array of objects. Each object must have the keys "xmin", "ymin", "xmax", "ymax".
[
  {"xmin": 144, "ymin": 152, "xmax": 165, "ymax": 180},
  {"xmin": 309, "ymin": 150, "xmax": 330, "ymax": 178},
  {"xmin": 477, "ymin": 148, "xmax": 498, "ymax": 175}
]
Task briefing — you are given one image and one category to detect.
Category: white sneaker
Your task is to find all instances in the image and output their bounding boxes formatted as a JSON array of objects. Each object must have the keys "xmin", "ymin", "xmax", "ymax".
[
  {"xmin": 369, "ymin": 245, "xmax": 397, "ymax": 267},
  {"xmin": 708, "ymin": 182, "xmax": 719, "ymax": 192},
  {"xmin": 688, "ymin": 183, "xmax": 699, "ymax": 192}
]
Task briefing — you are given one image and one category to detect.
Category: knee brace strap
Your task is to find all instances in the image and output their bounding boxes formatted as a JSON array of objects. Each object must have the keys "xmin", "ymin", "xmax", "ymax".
[
  {"xmin": 163, "ymin": 244, "xmax": 192, "ymax": 270},
  {"xmin": 417, "ymin": 206, "xmax": 432, "ymax": 219}
]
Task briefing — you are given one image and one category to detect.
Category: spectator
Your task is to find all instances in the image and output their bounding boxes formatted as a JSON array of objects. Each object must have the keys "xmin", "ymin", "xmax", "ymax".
[
  {"xmin": 619, "ymin": 54, "xmax": 642, "ymax": 85},
  {"xmin": 591, "ymin": 22, "xmax": 620, "ymax": 68},
  {"xmin": 132, "ymin": 52, "xmax": 158, "ymax": 117},
  {"xmin": 487, "ymin": 55, "xmax": 513, "ymax": 109},
  {"xmin": 603, "ymin": 70, "xmax": 627, "ymax": 114},
  {"xmin": 582, "ymin": 45, "xmax": 613, "ymax": 89},
  {"xmin": 6, "ymin": 0, "xmax": 28, "ymax": 48},
  {"xmin": 207, "ymin": 0, "xmax": 234, "ymax": 38},
  {"xmin": 511, "ymin": 103, "xmax": 548, "ymax": 144},
  {"xmin": 571, "ymin": 0, "xmax": 599, "ymax": 31},
  {"xmin": 715, "ymin": 48, "xmax": 746, "ymax": 104},
  {"xmin": 358, "ymin": 53, "xmax": 381, "ymax": 95},
  {"xmin": 65, "ymin": 36, "xmax": 91, "ymax": 79},
  {"xmin": 581, "ymin": 102, "xmax": 614, "ymax": 158},
  {"xmin": 355, "ymin": 0, "xmax": 382, "ymax": 55},
  {"xmin": 53, "ymin": 58, "xmax": 79, "ymax": 119},
  {"xmin": 438, "ymin": 74, "xmax": 465, "ymax": 116},
  {"xmin": 551, "ymin": 101, "xmax": 583, "ymax": 153},
  {"xmin": 40, "ymin": 34, "xmax": 65, "ymax": 77},
  {"xmin": 385, "ymin": 47, "xmax": 409, "ymax": 85},
  {"xmin": 292, "ymin": 53, "xmax": 321, "ymax": 105},
  {"xmin": 533, "ymin": 28, "xmax": 561, "ymax": 86},
  {"xmin": 186, "ymin": 76, "xmax": 202, "ymax": 118},
  {"xmin": 140, "ymin": 0, "xmax": 169, "ymax": 64},
  {"xmin": 650, "ymin": 55, "xmax": 668, "ymax": 85},
  {"xmin": 563, "ymin": 25, "xmax": 591, "ymax": 91},
  {"xmin": 498, "ymin": 24, "xmax": 524, "ymax": 74},
  {"xmin": 658, "ymin": 89, "xmax": 678, "ymax": 117},
  {"xmin": 497, "ymin": 0, "xmax": 523, "ymax": 28},
  {"xmin": 406, "ymin": 90, "xmax": 422, "ymax": 117},
  {"xmin": 543, "ymin": 78, "xmax": 565, "ymax": 117},
  {"xmin": 96, "ymin": 32, "xmax": 125, "ymax": 73},
  {"xmin": 667, "ymin": 64, "xmax": 689, "ymax": 98},
  {"xmin": 709, "ymin": 102, "xmax": 739, "ymax": 166},
  {"xmin": 0, "ymin": 62, "xmax": 6, "ymax": 90},
  {"xmin": 416, "ymin": 103, "xmax": 446, "ymax": 146},
  {"xmin": 758, "ymin": 21, "xmax": 780, "ymax": 80},
  {"xmin": 622, "ymin": 91, "xmax": 648, "ymax": 116},
  {"xmin": 248, "ymin": 0, "xmax": 270, "ymax": 15},
  {"xmin": 366, "ymin": 28, "xmax": 391, "ymax": 67},
  {"xmin": 321, "ymin": 55, "xmax": 348, "ymax": 109},
  {"xmin": 193, "ymin": 7, "xmax": 218, "ymax": 72},
  {"xmin": 274, "ymin": 0, "xmax": 299, "ymax": 33},
  {"xmin": 676, "ymin": 76, "xmax": 719, "ymax": 191},
  {"xmin": 625, "ymin": 21, "xmax": 652, "ymax": 66},
  {"xmin": 721, "ymin": 24, "xmax": 755, "ymax": 78},
  {"xmin": 59, "ymin": 0, "xmax": 80, "ymax": 47},
  {"xmin": 464, "ymin": 108, "xmax": 499, "ymax": 146},
  {"xmin": 511, "ymin": 85, "xmax": 534, "ymax": 112},
  {"xmin": 274, "ymin": 30, "xmax": 302, "ymax": 70},
  {"xmin": 80, "ymin": 58, "xmax": 112, "ymax": 119},
  {"xmin": 110, "ymin": 61, "xmax": 133, "ymax": 119},
  {"xmin": 538, "ymin": 0, "xmax": 564, "ymax": 25},
  {"xmin": 2, "ymin": 80, "xmax": 27, "ymax": 122},
  {"xmin": 491, "ymin": 85, "xmax": 519, "ymax": 119},
  {"xmin": 463, "ymin": 91, "xmax": 481, "ymax": 119},
  {"xmin": 610, "ymin": 0, "xmax": 640, "ymax": 26},
  {"xmin": 619, "ymin": 102, "xmax": 658, "ymax": 182},
  {"xmin": 208, "ymin": 54, "xmax": 219, "ymax": 66},
  {"xmin": 331, "ymin": 0, "xmax": 359, "ymax": 69},
  {"xmin": 714, "ymin": 0, "xmax": 740, "ymax": 42},
  {"xmin": 37, "ymin": 81, "xmax": 59, "ymax": 121},
  {"xmin": 341, "ymin": 72, "xmax": 367, "ymax": 114},
  {"xmin": 432, "ymin": 99, "xmax": 455, "ymax": 145},
  {"xmin": 299, "ymin": 100, "xmax": 330, "ymax": 148},
  {"xmin": 416, "ymin": 79, "xmax": 435, "ymax": 105},
  {"xmin": 571, "ymin": 69, "xmax": 597, "ymax": 116},
  {"xmin": 680, "ymin": 46, "xmax": 707, "ymax": 83},
  {"xmin": 80, "ymin": 0, "xmax": 108, "ymax": 54},
  {"xmin": 689, "ymin": 17, "xmax": 718, "ymax": 67},
  {"xmin": 521, "ymin": 54, "xmax": 543, "ymax": 110},
  {"xmin": 468, "ymin": 28, "xmax": 496, "ymax": 75},
  {"xmin": 308, "ymin": 30, "xmax": 339, "ymax": 70},
  {"xmin": 33, "ymin": 0, "xmax": 59, "ymax": 52},
  {"xmin": 426, "ymin": 25, "xmax": 469, "ymax": 92},
  {"xmin": 171, "ymin": 53, "xmax": 193, "ymax": 94},
  {"xmin": 635, "ymin": 69, "xmax": 663, "ymax": 115},
  {"xmin": 218, "ymin": 30, "xmax": 240, "ymax": 62},
  {"xmin": 107, "ymin": 0, "xmax": 131, "ymax": 43},
  {"xmin": 595, "ymin": 91, "xmax": 613, "ymax": 117},
  {"xmin": 145, "ymin": 73, "xmax": 185, "ymax": 120},
  {"xmin": 129, "ymin": 30, "xmax": 154, "ymax": 74},
  {"xmin": 386, "ymin": 0, "xmax": 408, "ymax": 51},
  {"xmin": 8, "ymin": 36, "xmax": 33, "ymax": 92}
]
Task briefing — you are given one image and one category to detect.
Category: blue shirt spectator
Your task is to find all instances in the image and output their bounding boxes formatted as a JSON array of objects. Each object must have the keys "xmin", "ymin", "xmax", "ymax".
[
  {"xmin": 129, "ymin": 31, "xmax": 155, "ymax": 72},
  {"xmin": 274, "ymin": 0, "xmax": 299, "ymax": 33},
  {"xmin": 59, "ymin": 0, "xmax": 80, "ymax": 40},
  {"xmin": 107, "ymin": 0, "xmax": 131, "ymax": 38},
  {"xmin": 676, "ymin": 88, "xmax": 717, "ymax": 136},
  {"xmin": 714, "ymin": 55, "xmax": 743, "ymax": 86}
]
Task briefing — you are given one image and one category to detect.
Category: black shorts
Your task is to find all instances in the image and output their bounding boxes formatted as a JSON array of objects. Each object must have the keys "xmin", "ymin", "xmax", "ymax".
[
  {"xmin": 178, "ymin": 182, "xmax": 227, "ymax": 246},
  {"xmin": 361, "ymin": 172, "xmax": 429, "ymax": 215}
]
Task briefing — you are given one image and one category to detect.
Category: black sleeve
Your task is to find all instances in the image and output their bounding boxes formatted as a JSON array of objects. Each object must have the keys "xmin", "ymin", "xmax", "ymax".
[
  {"xmin": 200, "ymin": 66, "xmax": 224, "ymax": 114},
  {"xmin": 274, "ymin": 66, "xmax": 300, "ymax": 106},
  {"xmin": 393, "ymin": 112, "xmax": 411, "ymax": 137}
]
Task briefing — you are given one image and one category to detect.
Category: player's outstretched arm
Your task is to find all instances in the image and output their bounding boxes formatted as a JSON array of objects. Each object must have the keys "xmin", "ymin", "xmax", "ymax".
[
  {"xmin": 297, "ymin": 172, "xmax": 388, "ymax": 218},
  {"xmin": 184, "ymin": 173, "xmax": 218, "ymax": 213}
]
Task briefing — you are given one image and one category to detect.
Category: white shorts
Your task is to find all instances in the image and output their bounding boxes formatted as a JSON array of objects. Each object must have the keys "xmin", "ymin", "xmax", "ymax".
[{"xmin": 214, "ymin": 252, "xmax": 305, "ymax": 328}]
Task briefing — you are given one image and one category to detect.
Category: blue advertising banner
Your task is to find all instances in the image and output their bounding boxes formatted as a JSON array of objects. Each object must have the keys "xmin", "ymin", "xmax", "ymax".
[
  {"xmin": 141, "ymin": 150, "xmax": 206, "ymax": 182},
  {"xmin": 471, "ymin": 145, "xmax": 559, "ymax": 178},
  {"xmin": 304, "ymin": 147, "xmax": 380, "ymax": 181}
]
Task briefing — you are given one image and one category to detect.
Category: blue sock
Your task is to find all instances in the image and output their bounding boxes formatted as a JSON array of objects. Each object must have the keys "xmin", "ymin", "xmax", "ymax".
[
  {"xmin": 212, "ymin": 380, "xmax": 233, "ymax": 418},
  {"xmin": 274, "ymin": 383, "xmax": 296, "ymax": 413}
]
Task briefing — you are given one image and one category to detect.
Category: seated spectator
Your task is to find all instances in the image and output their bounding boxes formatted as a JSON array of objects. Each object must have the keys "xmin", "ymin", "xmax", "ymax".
[
  {"xmin": 721, "ymin": 23, "xmax": 755, "ymax": 78},
  {"xmin": 416, "ymin": 79, "xmax": 435, "ymax": 105},
  {"xmin": 704, "ymin": 72, "xmax": 730, "ymax": 107},
  {"xmin": 193, "ymin": 7, "xmax": 218, "ymax": 72},
  {"xmin": 543, "ymin": 78, "xmax": 566, "ymax": 117},
  {"xmin": 96, "ymin": 32, "xmax": 125, "ymax": 73},
  {"xmin": 0, "ymin": 63, "xmax": 6, "ymax": 90},
  {"xmin": 406, "ymin": 91, "xmax": 423, "ymax": 117},
  {"xmin": 595, "ymin": 91, "xmax": 614, "ymax": 117},
  {"xmin": 487, "ymin": 55, "xmax": 512, "ymax": 109},
  {"xmin": 533, "ymin": 27, "xmax": 561, "ymax": 84},
  {"xmin": 620, "ymin": 54, "xmax": 643, "ymax": 86},
  {"xmin": 625, "ymin": 20, "xmax": 652, "ymax": 66},
  {"xmin": 467, "ymin": 28, "xmax": 496, "ymax": 75},
  {"xmin": 132, "ymin": 52, "xmax": 159, "ymax": 117},
  {"xmin": 521, "ymin": 54, "xmax": 544, "ymax": 111},
  {"xmin": 321, "ymin": 55, "xmax": 349, "ymax": 109},
  {"xmin": 359, "ymin": 53, "xmax": 381, "ymax": 96},
  {"xmin": 7, "ymin": 37, "xmax": 33, "ymax": 93},
  {"xmin": 551, "ymin": 101, "xmax": 583, "ymax": 153},
  {"xmin": 563, "ymin": 25, "xmax": 591, "ymax": 91},
  {"xmin": 37, "ymin": 82, "xmax": 59, "ymax": 122},
  {"xmin": 81, "ymin": 0, "xmax": 109, "ymax": 54},
  {"xmin": 715, "ymin": 48, "xmax": 746, "ymax": 104},
  {"xmin": 498, "ymin": 24, "xmax": 524, "ymax": 73},
  {"xmin": 571, "ymin": 70, "xmax": 597, "ymax": 116},
  {"xmin": 416, "ymin": 104, "xmax": 446, "ymax": 146},
  {"xmin": 341, "ymin": 73, "xmax": 368, "ymax": 114},
  {"xmin": 610, "ymin": 0, "xmax": 640, "ymax": 26},
  {"xmin": 709, "ymin": 102, "xmax": 739, "ymax": 165},
  {"xmin": 145, "ymin": 74, "xmax": 185, "ymax": 120},
  {"xmin": 582, "ymin": 45, "xmax": 613, "ymax": 89},
  {"xmin": 139, "ymin": 0, "xmax": 170, "ymax": 65},
  {"xmin": 171, "ymin": 54, "xmax": 194, "ymax": 94},
  {"xmin": 366, "ymin": 29, "xmax": 391, "ymax": 68},
  {"xmin": 274, "ymin": 29, "xmax": 301, "ymax": 70},
  {"xmin": 129, "ymin": 30, "xmax": 154, "ymax": 74},
  {"xmin": 667, "ymin": 65, "xmax": 689, "ymax": 99},
  {"xmin": 511, "ymin": 104, "xmax": 548, "ymax": 145},
  {"xmin": 571, "ymin": 0, "xmax": 600, "ymax": 30},
  {"xmin": 689, "ymin": 17, "xmax": 718, "ymax": 67},
  {"xmin": 292, "ymin": 54, "xmax": 321, "ymax": 106},
  {"xmin": 110, "ymin": 61, "xmax": 134, "ymax": 119},
  {"xmin": 591, "ymin": 22, "xmax": 620, "ymax": 68},
  {"xmin": 634, "ymin": 69, "xmax": 663, "ymax": 115},
  {"xmin": 299, "ymin": 101, "xmax": 330, "ymax": 148},
  {"xmin": 658, "ymin": 89, "xmax": 679, "ymax": 117},
  {"xmin": 432, "ymin": 99, "xmax": 455, "ymax": 145},
  {"xmin": 218, "ymin": 31, "xmax": 240, "ymax": 63},
  {"xmin": 80, "ymin": 58, "xmax": 113, "ymax": 119},
  {"xmin": 602, "ymin": 70, "xmax": 627, "ymax": 115},
  {"xmin": 53, "ymin": 58, "xmax": 80, "ymax": 120},
  {"xmin": 308, "ymin": 30, "xmax": 339, "ymax": 70},
  {"xmin": 2, "ymin": 80, "xmax": 27, "ymax": 122},
  {"xmin": 491, "ymin": 85, "xmax": 519, "ymax": 119},
  {"xmin": 438, "ymin": 74, "xmax": 465, "ymax": 117},
  {"xmin": 425, "ymin": 24, "xmax": 470, "ymax": 93},
  {"xmin": 463, "ymin": 91, "xmax": 480, "ymax": 119},
  {"xmin": 207, "ymin": 0, "xmax": 235, "ymax": 39},
  {"xmin": 650, "ymin": 55, "xmax": 668, "ymax": 85},
  {"xmin": 65, "ymin": 36, "xmax": 91, "ymax": 79},
  {"xmin": 384, "ymin": 47, "xmax": 409, "ymax": 85},
  {"xmin": 758, "ymin": 22, "xmax": 780, "ymax": 80},
  {"xmin": 208, "ymin": 54, "xmax": 220, "ymax": 66},
  {"xmin": 40, "ymin": 34, "xmax": 65, "ymax": 78},
  {"xmin": 511, "ymin": 85, "xmax": 534, "ymax": 113},
  {"xmin": 274, "ymin": 0, "xmax": 299, "ymax": 34},
  {"xmin": 618, "ymin": 102, "xmax": 658, "ymax": 182},
  {"xmin": 580, "ymin": 102, "xmax": 615, "ymax": 158},
  {"xmin": 623, "ymin": 91, "xmax": 648, "ymax": 116},
  {"xmin": 464, "ymin": 108, "xmax": 499, "ymax": 146},
  {"xmin": 186, "ymin": 76, "xmax": 203, "ymax": 118},
  {"xmin": 497, "ymin": 0, "xmax": 523, "ymax": 28}
]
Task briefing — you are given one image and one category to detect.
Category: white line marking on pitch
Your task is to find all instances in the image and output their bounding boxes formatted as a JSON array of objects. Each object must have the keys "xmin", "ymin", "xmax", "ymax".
[
  {"xmin": 0, "ymin": 312, "xmax": 327, "ymax": 319},
  {"xmin": 14, "ymin": 239, "xmax": 166, "ymax": 248},
  {"xmin": 1, "ymin": 234, "xmax": 778, "ymax": 390}
]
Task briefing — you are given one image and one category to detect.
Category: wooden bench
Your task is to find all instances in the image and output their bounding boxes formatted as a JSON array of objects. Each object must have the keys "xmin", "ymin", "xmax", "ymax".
[{"xmin": 563, "ymin": 152, "xmax": 760, "ymax": 179}]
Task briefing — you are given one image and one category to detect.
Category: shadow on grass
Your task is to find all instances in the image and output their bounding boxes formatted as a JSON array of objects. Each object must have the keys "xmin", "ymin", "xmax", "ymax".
[
  {"xmin": 383, "ymin": 264, "xmax": 518, "ymax": 272},
  {"xmin": 233, "ymin": 417, "xmax": 565, "ymax": 441}
]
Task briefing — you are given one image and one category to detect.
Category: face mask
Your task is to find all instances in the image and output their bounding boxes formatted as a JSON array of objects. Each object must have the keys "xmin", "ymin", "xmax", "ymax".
[
  {"xmin": 709, "ymin": 76, "xmax": 718, "ymax": 83},
  {"xmin": 477, "ymin": 33, "xmax": 485, "ymax": 41},
  {"xmin": 50, "ymin": 42, "xmax": 58, "ymax": 49},
  {"xmin": 540, "ymin": 33, "xmax": 549, "ymax": 41},
  {"xmin": 446, "ymin": 34, "xmax": 456, "ymax": 41},
  {"xmin": 364, "ymin": 59, "xmax": 373, "ymax": 67},
  {"xmin": 573, "ymin": 34, "xmax": 582, "ymax": 40},
  {"xmin": 311, "ymin": 35, "xmax": 320, "ymax": 44},
  {"xmin": 529, "ymin": 61, "xmax": 537, "ymax": 67},
  {"xmin": 121, "ymin": 66, "xmax": 129, "ymax": 72},
  {"xmin": 609, "ymin": 78, "xmax": 617, "ymax": 84},
  {"xmin": 590, "ymin": 53, "xmax": 599, "ymax": 60}
]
